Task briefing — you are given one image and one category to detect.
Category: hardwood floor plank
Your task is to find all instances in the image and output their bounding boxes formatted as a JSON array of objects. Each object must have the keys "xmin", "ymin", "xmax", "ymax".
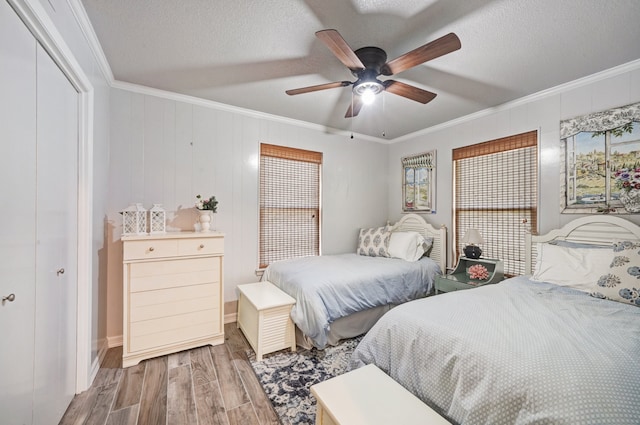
[
  {"xmin": 92, "ymin": 366, "xmax": 123, "ymax": 389},
  {"xmin": 227, "ymin": 402, "xmax": 260, "ymax": 425},
  {"xmin": 101, "ymin": 346, "xmax": 123, "ymax": 369},
  {"xmin": 209, "ymin": 344, "xmax": 250, "ymax": 410},
  {"xmin": 224, "ymin": 323, "xmax": 250, "ymax": 353},
  {"xmin": 112, "ymin": 362, "xmax": 145, "ymax": 410},
  {"xmin": 59, "ymin": 386, "xmax": 100, "ymax": 425},
  {"xmin": 167, "ymin": 364, "xmax": 198, "ymax": 425},
  {"xmin": 191, "ymin": 345, "xmax": 218, "ymax": 386},
  {"xmin": 168, "ymin": 349, "xmax": 191, "ymax": 369},
  {"xmin": 232, "ymin": 350, "xmax": 280, "ymax": 425},
  {"xmin": 137, "ymin": 356, "xmax": 168, "ymax": 425},
  {"xmin": 194, "ymin": 381, "xmax": 230, "ymax": 425},
  {"xmin": 84, "ymin": 381, "xmax": 119, "ymax": 425},
  {"xmin": 106, "ymin": 405, "xmax": 139, "ymax": 425}
]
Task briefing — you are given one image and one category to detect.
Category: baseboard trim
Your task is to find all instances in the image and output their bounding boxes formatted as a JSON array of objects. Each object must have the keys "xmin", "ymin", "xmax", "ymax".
[
  {"xmin": 224, "ymin": 312, "xmax": 237, "ymax": 324},
  {"xmin": 107, "ymin": 335, "xmax": 123, "ymax": 348}
]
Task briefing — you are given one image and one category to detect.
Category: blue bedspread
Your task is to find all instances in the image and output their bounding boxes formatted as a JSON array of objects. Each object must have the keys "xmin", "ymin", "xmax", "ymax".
[
  {"xmin": 262, "ymin": 253, "xmax": 440, "ymax": 349},
  {"xmin": 350, "ymin": 276, "xmax": 640, "ymax": 424}
]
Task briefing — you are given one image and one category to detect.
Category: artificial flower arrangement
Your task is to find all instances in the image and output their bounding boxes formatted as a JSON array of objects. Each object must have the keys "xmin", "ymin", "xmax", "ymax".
[
  {"xmin": 468, "ymin": 264, "xmax": 489, "ymax": 280},
  {"xmin": 195, "ymin": 194, "xmax": 218, "ymax": 212},
  {"xmin": 614, "ymin": 168, "xmax": 640, "ymax": 192}
]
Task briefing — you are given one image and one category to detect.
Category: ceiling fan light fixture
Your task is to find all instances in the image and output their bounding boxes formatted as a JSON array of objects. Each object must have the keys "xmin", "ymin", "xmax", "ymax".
[
  {"xmin": 353, "ymin": 80, "xmax": 384, "ymax": 105},
  {"xmin": 360, "ymin": 87, "xmax": 377, "ymax": 105}
]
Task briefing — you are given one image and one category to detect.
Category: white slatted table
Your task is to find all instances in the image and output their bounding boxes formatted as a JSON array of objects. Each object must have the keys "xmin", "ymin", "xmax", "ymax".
[
  {"xmin": 237, "ymin": 281, "xmax": 296, "ymax": 360},
  {"xmin": 311, "ymin": 364, "xmax": 452, "ymax": 425}
]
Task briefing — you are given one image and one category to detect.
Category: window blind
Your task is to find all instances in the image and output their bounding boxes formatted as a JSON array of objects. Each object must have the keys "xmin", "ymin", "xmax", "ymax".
[
  {"xmin": 453, "ymin": 131, "xmax": 538, "ymax": 276},
  {"xmin": 259, "ymin": 143, "xmax": 322, "ymax": 268}
]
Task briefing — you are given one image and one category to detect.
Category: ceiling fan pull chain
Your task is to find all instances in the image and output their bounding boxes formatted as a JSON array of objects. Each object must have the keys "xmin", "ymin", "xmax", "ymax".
[{"xmin": 350, "ymin": 91, "xmax": 354, "ymax": 139}]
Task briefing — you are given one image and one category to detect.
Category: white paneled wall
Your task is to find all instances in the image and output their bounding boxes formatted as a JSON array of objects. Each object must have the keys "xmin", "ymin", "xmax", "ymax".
[
  {"xmin": 389, "ymin": 63, "xmax": 640, "ymax": 267},
  {"xmin": 106, "ymin": 89, "xmax": 389, "ymax": 338}
]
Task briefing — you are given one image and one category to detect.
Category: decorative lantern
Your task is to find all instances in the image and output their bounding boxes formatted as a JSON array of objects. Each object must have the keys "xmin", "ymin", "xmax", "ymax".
[
  {"xmin": 150, "ymin": 204, "xmax": 166, "ymax": 234},
  {"xmin": 122, "ymin": 203, "xmax": 147, "ymax": 235}
]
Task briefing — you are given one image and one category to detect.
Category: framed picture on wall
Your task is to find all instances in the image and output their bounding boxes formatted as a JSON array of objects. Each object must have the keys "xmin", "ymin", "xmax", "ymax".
[
  {"xmin": 560, "ymin": 101, "xmax": 640, "ymax": 214},
  {"xmin": 402, "ymin": 150, "xmax": 436, "ymax": 213}
]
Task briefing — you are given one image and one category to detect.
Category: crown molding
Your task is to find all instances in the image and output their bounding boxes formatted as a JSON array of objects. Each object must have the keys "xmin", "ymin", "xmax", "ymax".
[
  {"xmin": 67, "ymin": 0, "xmax": 114, "ymax": 83},
  {"xmin": 111, "ymin": 80, "xmax": 388, "ymax": 144}
]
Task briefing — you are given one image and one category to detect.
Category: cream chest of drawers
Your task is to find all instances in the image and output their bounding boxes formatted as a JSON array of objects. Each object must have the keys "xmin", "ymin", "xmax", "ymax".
[{"xmin": 121, "ymin": 232, "xmax": 224, "ymax": 367}]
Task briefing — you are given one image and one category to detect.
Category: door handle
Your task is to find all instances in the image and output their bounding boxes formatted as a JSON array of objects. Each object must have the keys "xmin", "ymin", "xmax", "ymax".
[
  {"xmin": 2, "ymin": 293, "xmax": 15, "ymax": 304},
  {"xmin": 57, "ymin": 268, "xmax": 65, "ymax": 276}
]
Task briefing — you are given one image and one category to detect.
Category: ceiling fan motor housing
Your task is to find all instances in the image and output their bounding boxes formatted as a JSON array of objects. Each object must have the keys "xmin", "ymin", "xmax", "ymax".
[{"xmin": 353, "ymin": 69, "xmax": 384, "ymax": 96}]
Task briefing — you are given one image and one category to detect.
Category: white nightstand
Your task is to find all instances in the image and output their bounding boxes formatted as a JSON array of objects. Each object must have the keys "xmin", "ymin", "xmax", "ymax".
[{"xmin": 237, "ymin": 281, "xmax": 296, "ymax": 360}]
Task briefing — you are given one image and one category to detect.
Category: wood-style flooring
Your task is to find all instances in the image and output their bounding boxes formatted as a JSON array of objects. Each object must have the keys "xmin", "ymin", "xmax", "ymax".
[{"xmin": 59, "ymin": 323, "xmax": 280, "ymax": 425}]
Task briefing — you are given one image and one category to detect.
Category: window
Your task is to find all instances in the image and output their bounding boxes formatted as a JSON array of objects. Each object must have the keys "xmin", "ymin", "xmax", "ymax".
[
  {"xmin": 561, "ymin": 102, "xmax": 640, "ymax": 213},
  {"xmin": 259, "ymin": 143, "xmax": 322, "ymax": 268},
  {"xmin": 453, "ymin": 131, "xmax": 538, "ymax": 276},
  {"xmin": 402, "ymin": 150, "xmax": 436, "ymax": 212}
]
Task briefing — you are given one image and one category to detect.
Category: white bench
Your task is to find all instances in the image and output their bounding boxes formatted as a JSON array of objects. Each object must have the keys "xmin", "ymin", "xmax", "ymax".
[
  {"xmin": 236, "ymin": 281, "xmax": 296, "ymax": 361},
  {"xmin": 311, "ymin": 364, "xmax": 452, "ymax": 425}
]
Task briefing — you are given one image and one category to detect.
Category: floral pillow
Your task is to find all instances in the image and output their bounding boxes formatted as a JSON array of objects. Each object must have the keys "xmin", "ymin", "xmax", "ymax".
[
  {"xmin": 357, "ymin": 226, "xmax": 390, "ymax": 257},
  {"xmin": 593, "ymin": 241, "xmax": 640, "ymax": 307}
]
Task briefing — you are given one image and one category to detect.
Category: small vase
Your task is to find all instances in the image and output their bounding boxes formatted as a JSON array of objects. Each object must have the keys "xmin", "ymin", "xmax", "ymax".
[
  {"xmin": 620, "ymin": 189, "xmax": 640, "ymax": 213},
  {"xmin": 199, "ymin": 210, "xmax": 212, "ymax": 232}
]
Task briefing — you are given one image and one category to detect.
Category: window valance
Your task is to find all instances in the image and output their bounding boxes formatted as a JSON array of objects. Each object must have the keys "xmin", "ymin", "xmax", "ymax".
[
  {"xmin": 560, "ymin": 101, "xmax": 640, "ymax": 139},
  {"xmin": 402, "ymin": 151, "xmax": 434, "ymax": 169}
]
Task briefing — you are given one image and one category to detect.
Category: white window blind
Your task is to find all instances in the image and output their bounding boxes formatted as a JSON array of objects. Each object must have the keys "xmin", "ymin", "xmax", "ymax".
[
  {"xmin": 259, "ymin": 143, "xmax": 322, "ymax": 268},
  {"xmin": 453, "ymin": 131, "xmax": 538, "ymax": 276}
]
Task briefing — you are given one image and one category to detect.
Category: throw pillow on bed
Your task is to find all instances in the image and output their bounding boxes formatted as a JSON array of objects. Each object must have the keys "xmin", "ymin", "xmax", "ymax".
[
  {"xmin": 388, "ymin": 231, "xmax": 427, "ymax": 262},
  {"xmin": 594, "ymin": 241, "xmax": 640, "ymax": 307},
  {"xmin": 532, "ymin": 243, "xmax": 614, "ymax": 290},
  {"xmin": 357, "ymin": 226, "xmax": 391, "ymax": 257}
]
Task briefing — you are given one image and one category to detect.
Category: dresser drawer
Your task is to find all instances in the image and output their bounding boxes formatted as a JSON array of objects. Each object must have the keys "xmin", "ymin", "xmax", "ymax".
[
  {"xmin": 128, "ymin": 257, "xmax": 220, "ymax": 292},
  {"xmin": 129, "ymin": 309, "xmax": 220, "ymax": 352},
  {"xmin": 178, "ymin": 237, "xmax": 224, "ymax": 256},
  {"xmin": 130, "ymin": 283, "xmax": 220, "ymax": 322},
  {"xmin": 123, "ymin": 239, "xmax": 178, "ymax": 260}
]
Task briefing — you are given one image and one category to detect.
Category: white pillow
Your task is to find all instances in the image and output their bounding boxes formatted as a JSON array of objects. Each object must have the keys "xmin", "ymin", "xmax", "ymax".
[
  {"xmin": 388, "ymin": 231, "xmax": 426, "ymax": 262},
  {"xmin": 532, "ymin": 243, "xmax": 614, "ymax": 290}
]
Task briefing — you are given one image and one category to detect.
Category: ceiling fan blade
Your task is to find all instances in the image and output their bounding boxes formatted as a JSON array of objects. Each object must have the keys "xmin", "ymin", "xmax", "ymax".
[
  {"xmin": 382, "ymin": 32, "xmax": 461, "ymax": 76},
  {"xmin": 345, "ymin": 96, "xmax": 364, "ymax": 118},
  {"xmin": 383, "ymin": 80, "xmax": 437, "ymax": 104},
  {"xmin": 316, "ymin": 29, "xmax": 365, "ymax": 71},
  {"xmin": 286, "ymin": 81, "xmax": 351, "ymax": 96}
]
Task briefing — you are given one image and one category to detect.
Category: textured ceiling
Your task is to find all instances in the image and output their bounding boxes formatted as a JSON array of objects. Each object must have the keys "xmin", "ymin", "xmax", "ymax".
[{"xmin": 81, "ymin": 0, "xmax": 640, "ymax": 140}]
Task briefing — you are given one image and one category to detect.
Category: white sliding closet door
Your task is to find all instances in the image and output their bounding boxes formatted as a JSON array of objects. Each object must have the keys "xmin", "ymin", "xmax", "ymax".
[
  {"xmin": 0, "ymin": 2, "xmax": 79, "ymax": 424},
  {"xmin": 0, "ymin": 0, "xmax": 38, "ymax": 423},
  {"xmin": 33, "ymin": 44, "xmax": 79, "ymax": 423}
]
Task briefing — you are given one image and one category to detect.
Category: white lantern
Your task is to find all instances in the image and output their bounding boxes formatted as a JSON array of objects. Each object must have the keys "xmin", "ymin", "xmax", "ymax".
[
  {"xmin": 122, "ymin": 203, "xmax": 147, "ymax": 235},
  {"xmin": 150, "ymin": 204, "xmax": 166, "ymax": 234}
]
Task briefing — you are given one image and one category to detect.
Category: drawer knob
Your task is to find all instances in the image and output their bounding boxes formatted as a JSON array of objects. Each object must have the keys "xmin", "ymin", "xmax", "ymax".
[
  {"xmin": 199, "ymin": 244, "xmax": 205, "ymax": 249},
  {"xmin": 149, "ymin": 247, "xmax": 155, "ymax": 252}
]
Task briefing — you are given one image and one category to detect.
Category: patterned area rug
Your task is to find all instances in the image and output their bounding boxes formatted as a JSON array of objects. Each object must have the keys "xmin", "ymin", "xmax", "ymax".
[{"xmin": 248, "ymin": 336, "xmax": 363, "ymax": 425}]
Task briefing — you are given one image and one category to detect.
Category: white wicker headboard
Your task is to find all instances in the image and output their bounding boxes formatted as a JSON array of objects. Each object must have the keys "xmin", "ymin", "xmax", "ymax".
[
  {"xmin": 390, "ymin": 213, "xmax": 447, "ymax": 272},
  {"xmin": 525, "ymin": 216, "xmax": 640, "ymax": 275}
]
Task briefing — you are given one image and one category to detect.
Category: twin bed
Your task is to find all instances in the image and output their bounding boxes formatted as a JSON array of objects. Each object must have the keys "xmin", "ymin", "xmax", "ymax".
[
  {"xmin": 350, "ymin": 216, "xmax": 640, "ymax": 424},
  {"xmin": 262, "ymin": 213, "xmax": 446, "ymax": 349}
]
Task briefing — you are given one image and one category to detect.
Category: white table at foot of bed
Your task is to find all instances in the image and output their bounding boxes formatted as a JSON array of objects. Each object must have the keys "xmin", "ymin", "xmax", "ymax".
[
  {"xmin": 311, "ymin": 364, "xmax": 451, "ymax": 425},
  {"xmin": 236, "ymin": 281, "xmax": 296, "ymax": 361}
]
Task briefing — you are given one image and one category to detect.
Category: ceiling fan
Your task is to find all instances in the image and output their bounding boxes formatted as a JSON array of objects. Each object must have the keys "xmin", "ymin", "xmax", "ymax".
[{"xmin": 286, "ymin": 29, "xmax": 461, "ymax": 118}]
